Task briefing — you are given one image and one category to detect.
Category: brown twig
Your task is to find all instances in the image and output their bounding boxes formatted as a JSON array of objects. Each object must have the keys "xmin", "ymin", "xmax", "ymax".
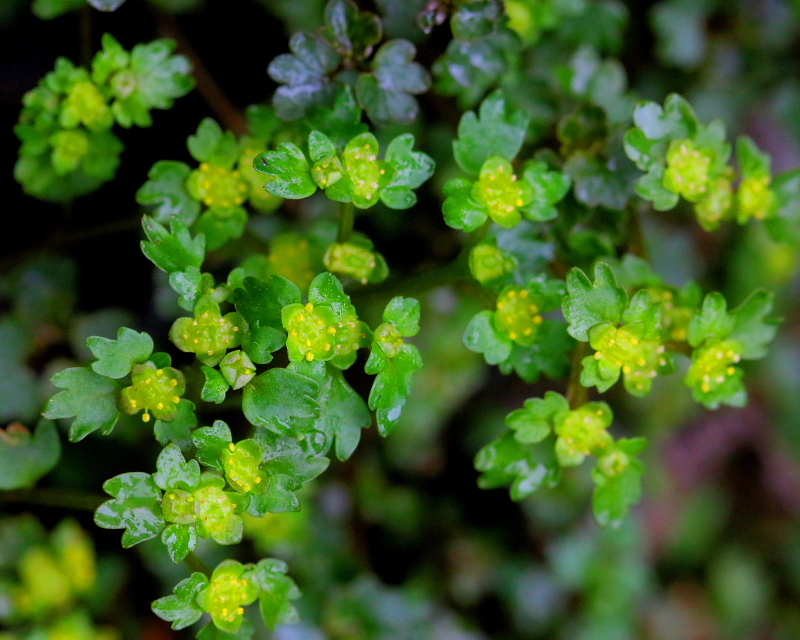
[
  {"xmin": 566, "ymin": 341, "xmax": 589, "ymax": 409},
  {"xmin": 154, "ymin": 11, "xmax": 247, "ymax": 136}
]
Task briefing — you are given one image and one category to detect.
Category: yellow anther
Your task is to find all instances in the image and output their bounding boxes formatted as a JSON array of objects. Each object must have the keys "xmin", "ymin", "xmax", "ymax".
[
  {"xmin": 228, "ymin": 443, "xmax": 236, "ymax": 452},
  {"xmin": 306, "ymin": 353, "xmax": 314, "ymax": 361},
  {"xmin": 509, "ymin": 332, "xmax": 518, "ymax": 340},
  {"xmin": 143, "ymin": 412, "xmax": 151, "ymax": 423},
  {"xmin": 637, "ymin": 358, "xmax": 646, "ymax": 366},
  {"xmin": 623, "ymin": 365, "xmax": 631, "ymax": 374},
  {"xmin": 157, "ymin": 402, "xmax": 164, "ymax": 409},
  {"xmin": 727, "ymin": 366, "xmax": 735, "ymax": 375},
  {"xmin": 170, "ymin": 379, "xmax": 178, "ymax": 387},
  {"xmin": 305, "ymin": 302, "xmax": 314, "ymax": 311},
  {"xmin": 305, "ymin": 339, "xmax": 312, "ymax": 347},
  {"xmin": 172, "ymin": 396, "xmax": 180, "ymax": 403},
  {"xmin": 254, "ymin": 476, "xmax": 262, "ymax": 483},
  {"xmin": 327, "ymin": 326, "xmax": 337, "ymax": 334},
  {"xmin": 533, "ymin": 316, "xmax": 543, "ymax": 324},
  {"xmin": 595, "ymin": 352, "xmax": 603, "ymax": 359}
]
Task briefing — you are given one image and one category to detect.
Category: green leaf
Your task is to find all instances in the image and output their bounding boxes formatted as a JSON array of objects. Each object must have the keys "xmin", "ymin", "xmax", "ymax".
[
  {"xmin": 201, "ymin": 366, "xmax": 229, "ymax": 404},
  {"xmin": 592, "ymin": 462, "xmax": 643, "ymax": 528},
  {"xmin": 442, "ymin": 177, "xmax": 489, "ymax": 231},
  {"xmin": 450, "ymin": 0, "xmax": 504, "ymax": 40},
  {"xmin": 289, "ymin": 362, "xmax": 370, "ymax": 461},
  {"xmin": 152, "ymin": 573, "xmax": 208, "ymax": 630},
  {"xmin": 355, "ymin": 39, "xmax": 430, "ymax": 125},
  {"xmin": 269, "ymin": 32, "xmax": 341, "ymax": 120},
  {"xmin": 255, "ymin": 429, "xmax": 330, "ymax": 486},
  {"xmin": 323, "ymin": 0, "xmax": 383, "ymax": 60},
  {"xmin": 687, "ymin": 292, "xmax": 734, "ymax": 347},
  {"xmin": 505, "ymin": 391, "xmax": 568, "ymax": 444},
  {"xmin": 243, "ymin": 368, "xmax": 321, "ymax": 442},
  {"xmin": 433, "ymin": 29, "xmax": 520, "ymax": 108},
  {"xmin": 94, "ymin": 472, "xmax": 165, "ymax": 547},
  {"xmin": 380, "ymin": 133, "xmax": 435, "ymax": 209},
  {"xmin": 192, "ymin": 420, "xmax": 232, "ymax": 471},
  {"xmin": 92, "ymin": 34, "xmax": 193, "ymax": 128},
  {"xmin": 161, "ymin": 523, "xmax": 197, "ymax": 563},
  {"xmin": 43, "ymin": 367, "xmax": 121, "ymax": 442},
  {"xmin": 368, "ymin": 345, "xmax": 422, "ymax": 436},
  {"xmin": 233, "ymin": 275, "xmax": 301, "ymax": 327},
  {"xmin": 632, "ymin": 94, "xmax": 697, "ymax": 141},
  {"xmin": 141, "ymin": 216, "xmax": 205, "ymax": 274},
  {"xmin": 153, "ymin": 399, "xmax": 198, "ymax": 452},
  {"xmin": 0, "ymin": 421, "xmax": 61, "ymax": 490},
  {"xmin": 136, "ymin": 161, "xmax": 200, "ymax": 225},
  {"xmin": 635, "ymin": 171, "xmax": 679, "ymax": 211},
  {"xmin": 452, "ymin": 90, "xmax": 530, "ymax": 175},
  {"xmin": 563, "ymin": 263, "xmax": 627, "ymax": 341},
  {"xmin": 254, "ymin": 142, "xmax": 316, "ymax": 199},
  {"xmin": 232, "ymin": 276, "xmax": 296, "ymax": 364},
  {"xmin": 383, "ymin": 296, "xmax": 421, "ymax": 336},
  {"xmin": 500, "ymin": 319, "xmax": 574, "ymax": 382},
  {"xmin": 152, "ymin": 444, "xmax": 201, "ymax": 490},
  {"xmin": 194, "ymin": 207, "xmax": 248, "ymax": 251},
  {"xmin": 87, "ymin": 327, "xmax": 153, "ymax": 379},
  {"xmin": 463, "ymin": 310, "xmax": 512, "ymax": 365},
  {"xmin": 187, "ymin": 118, "xmax": 239, "ymax": 167},
  {"xmin": 728, "ymin": 290, "xmax": 779, "ymax": 359},
  {"xmin": 169, "ymin": 268, "xmax": 215, "ymax": 313},
  {"xmin": 251, "ymin": 559, "xmax": 301, "ymax": 630},
  {"xmin": 474, "ymin": 431, "xmax": 560, "ymax": 501},
  {"xmin": 520, "ymin": 160, "xmax": 571, "ymax": 221}
]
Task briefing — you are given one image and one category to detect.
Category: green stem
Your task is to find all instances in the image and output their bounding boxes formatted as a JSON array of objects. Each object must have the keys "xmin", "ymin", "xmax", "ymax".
[
  {"xmin": 566, "ymin": 341, "xmax": 590, "ymax": 409},
  {"xmin": 184, "ymin": 551, "xmax": 212, "ymax": 578},
  {"xmin": 337, "ymin": 202, "xmax": 356, "ymax": 243},
  {"xmin": 0, "ymin": 487, "xmax": 104, "ymax": 512}
]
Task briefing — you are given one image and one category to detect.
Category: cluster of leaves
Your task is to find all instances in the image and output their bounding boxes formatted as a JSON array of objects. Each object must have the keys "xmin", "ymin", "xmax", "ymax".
[
  {"xmin": 268, "ymin": 0, "xmax": 430, "ymax": 124},
  {"xmin": 14, "ymin": 33, "xmax": 193, "ymax": 201},
  {"xmin": 564, "ymin": 260, "xmax": 778, "ymax": 408},
  {"xmin": 475, "ymin": 391, "xmax": 646, "ymax": 527},
  {"xmin": 624, "ymin": 94, "xmax": 800, "ymax": 235},
  {"xmin": 0, "ymin": 517, "xmax": 118, "ymax": 640},
  {"xmin": 153, "ymin": 558, "xmax": 300, "ymax": 635},
  {"xmin": 11, "ymin": 0, "xmax": 800, "ymax": 637},
  {"xmin": 137, "ymin": 110, "xmax": 282, "ymax": 251},
  {"xmin": 255, "ymin": 127, "xmax": 434, "ymax": 211}
]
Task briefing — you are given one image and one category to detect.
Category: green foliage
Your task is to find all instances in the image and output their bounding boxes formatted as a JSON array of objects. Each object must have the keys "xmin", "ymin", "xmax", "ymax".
[
  {"xmin": 14, "ymin": 34, "xmax": 192, "ymax": 201},
  {"xmin": 255, "ymin": 129, "xmax": 434, "ymax": 210},
  {"xmin": 43, "ymin": 367, "xmax": 121, "ymax": 442},
  {"xmin": 8, "ymin": 1, "xmax": 800, "ymax": 639},
  {"xmin": 0, "ymin": 422, "xmax": 61, "ymax": 490}
]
